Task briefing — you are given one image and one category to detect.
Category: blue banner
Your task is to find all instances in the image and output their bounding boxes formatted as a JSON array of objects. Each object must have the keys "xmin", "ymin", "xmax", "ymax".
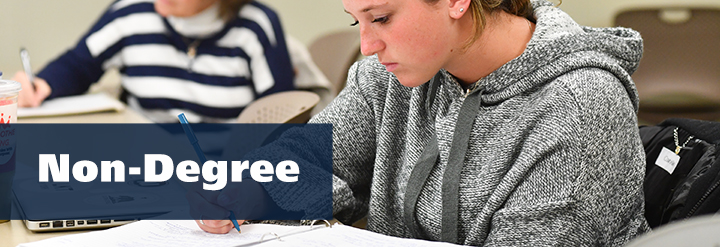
[{"xmin": 2, "ymin": 123, "xmax": 332, "ymax": 222}]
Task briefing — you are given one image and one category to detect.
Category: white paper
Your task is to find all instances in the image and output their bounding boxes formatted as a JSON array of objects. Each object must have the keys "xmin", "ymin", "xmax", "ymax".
[
  {"xmin": 18, "ymin": 220, "xmax": 461, "ymax": 247},
  {"xmin": 18, "ymin": 93, "xmax": 125, "ymax": 118},
  {"xmin": 17, "ymin": 219, "xmax": 298, "ymax": 247},
  {"xmin": 261, "ymin": 224, "xmax": 461, "ymax": 247}
]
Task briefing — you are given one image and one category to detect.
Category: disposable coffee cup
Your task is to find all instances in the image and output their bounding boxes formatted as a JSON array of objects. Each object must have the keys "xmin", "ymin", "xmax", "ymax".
[{"xmin": 0, "ymin": 78, "xmax": 21, "ymax": 223}]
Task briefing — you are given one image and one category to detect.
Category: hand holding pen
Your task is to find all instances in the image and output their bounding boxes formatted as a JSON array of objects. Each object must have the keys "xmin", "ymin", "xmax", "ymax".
[
  {"xmin": 178, "ymin": 113, "xmax": 278, "ymax": 234},
  {"xmin": 14, "ymin": 48, "xmax": 52, "ymax": 107},
  {"xmin": 20, "ymin": 48, "xmax": 35, "ymax": 85},
  {"xmin": 188, "ymin": 180, "xmax": 277, "ymax": 234},
  {"xmin": 177, "ymin": 113, "xmax": 242, "ymax": 234}
]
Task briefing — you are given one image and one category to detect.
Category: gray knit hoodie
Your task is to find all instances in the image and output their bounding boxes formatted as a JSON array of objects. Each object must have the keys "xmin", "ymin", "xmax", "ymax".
[{"xmin": 262, "ymin": 0, "xmax": 650, "ymax": 246}]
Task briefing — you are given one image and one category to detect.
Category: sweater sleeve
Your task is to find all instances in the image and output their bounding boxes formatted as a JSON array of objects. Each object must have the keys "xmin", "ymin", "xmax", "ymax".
[
  {"xmin": 313, "ymin": 61, "xmax": 379, "ymax": 223},
  {"xmin": 36, "ymin": 2, "xmax": 124, "ymax": 99},
  {"xmin": 241, "ymin": 60, "xmax": 378, "ymax": 223},
  {"xmin": 244, "ymin": 2, "xmax": 295, "ymax": 98},
  {"xmin": 482, "ymin": 69, "xmax": 649, "ymax": 246}
]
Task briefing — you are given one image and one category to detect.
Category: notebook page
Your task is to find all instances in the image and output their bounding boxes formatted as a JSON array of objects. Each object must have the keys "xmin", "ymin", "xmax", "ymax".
[
  {"xmin": 17, "ymin": 220, "xmax": 301, "ymax": 247},
  {"xmin": 18, "ymin": 217, "xmax": 461, "ymax": 247},
  {"xmin": 18, "ymin": 93, "xmax": 125, "ymax": 118},
  {"xmin": 261, "ymin": 224, "xmax": 462, "ymax": 247}
]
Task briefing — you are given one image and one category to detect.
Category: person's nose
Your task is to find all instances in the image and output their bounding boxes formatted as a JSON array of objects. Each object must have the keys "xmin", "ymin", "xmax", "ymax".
[{"xmin": 360, "ymin": 26, "xmax": 385, "ymax": 56}]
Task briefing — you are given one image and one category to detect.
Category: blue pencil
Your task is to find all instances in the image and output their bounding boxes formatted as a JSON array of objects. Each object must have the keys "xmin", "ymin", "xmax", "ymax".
[
  {"xmin": 178, "ymin": 113, "xmax": 242, "ymax": 233},
  {"xmin": 229, "ymin": 211, "xmax": 241, "ymax": 232}
]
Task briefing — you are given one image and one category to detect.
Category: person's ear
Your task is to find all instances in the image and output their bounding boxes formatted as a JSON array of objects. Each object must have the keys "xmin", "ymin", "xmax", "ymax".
[{"xmin": 447, "ymin": 0, "xmax": 471, "ymax": 19}]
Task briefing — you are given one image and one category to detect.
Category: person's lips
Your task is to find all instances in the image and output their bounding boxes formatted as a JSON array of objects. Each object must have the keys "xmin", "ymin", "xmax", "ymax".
[{"xmin": 381, "ymin": 62, "xmax": 398, "ymax": 72}]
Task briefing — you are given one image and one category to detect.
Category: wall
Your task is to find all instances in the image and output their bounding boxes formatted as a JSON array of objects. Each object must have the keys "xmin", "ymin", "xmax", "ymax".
[
  {"xmin": 0, "ymin": 0, "xmax": 114, "ymax": 78},
  {"xmin": 558, "ymin": 0, "xmax": 720, "ymax": 27},
  {"xmin": 1, "ymin": 0, "xmax": 720, "ymax": 79}
]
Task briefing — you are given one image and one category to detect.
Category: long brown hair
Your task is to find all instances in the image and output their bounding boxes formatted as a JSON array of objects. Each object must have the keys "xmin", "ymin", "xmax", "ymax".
[
  {"xmin": 425, "ymin": 0, "xmax": 536, "ymax": 46},
  {"xmin": 219, "ymin": 0, "xmax": 253, "ymax": 22}
]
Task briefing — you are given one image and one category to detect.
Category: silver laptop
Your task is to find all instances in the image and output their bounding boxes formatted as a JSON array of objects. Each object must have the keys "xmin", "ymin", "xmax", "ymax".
[{"xmin": 12, "ymin": 164, "xmax": 189, "ymax": 232}]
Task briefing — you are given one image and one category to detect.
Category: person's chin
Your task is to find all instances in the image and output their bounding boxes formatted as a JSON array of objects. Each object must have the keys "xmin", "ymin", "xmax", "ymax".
[
  {"xmin": 395, "ymin": 74, "xmax": 428, "ymax": 88},
  {"xmin": 154, "ymin": 1, "xmax": 171, "ymax": 17}
]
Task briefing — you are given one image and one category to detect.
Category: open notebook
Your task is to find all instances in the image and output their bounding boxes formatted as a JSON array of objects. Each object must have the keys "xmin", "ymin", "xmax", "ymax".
[
  {"xmin": 18, "ymin": 93, "xmax": 125, "ymax": 118},
  {"xmin": 18, "ymin": 211, "xmax": 461, "ymax": 247}
]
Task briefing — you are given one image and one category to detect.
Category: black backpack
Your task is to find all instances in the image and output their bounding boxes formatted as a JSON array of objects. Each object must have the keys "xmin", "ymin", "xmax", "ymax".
[{"xmin": 640, "ymin": 118, "xmax": 720, "ymax": 228}]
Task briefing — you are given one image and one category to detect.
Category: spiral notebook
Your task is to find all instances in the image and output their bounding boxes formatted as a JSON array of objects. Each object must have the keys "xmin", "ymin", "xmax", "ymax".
[{"xmin": 18, "ymin": 212, "xmax": 460, "ymax": 247}]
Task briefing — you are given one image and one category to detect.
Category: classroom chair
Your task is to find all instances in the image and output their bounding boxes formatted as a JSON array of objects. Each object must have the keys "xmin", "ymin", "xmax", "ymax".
[
  {"xmin": 236, "ymin": 90, "xmax": 320, "ymax": 124},
  {"xmin": 224, "ymin": 91, "xmax": 319, "ymax": 160},
  {"xmin": 626, "ymin": 215, "xmax": 720, "ymax": 247},
  {"xmin": 614, "ymin": 7, "xmax": 720, "ymax": 124},
  {"xmin": 308, "ymin": 29, "xmax": 362, "ymax": 96}
]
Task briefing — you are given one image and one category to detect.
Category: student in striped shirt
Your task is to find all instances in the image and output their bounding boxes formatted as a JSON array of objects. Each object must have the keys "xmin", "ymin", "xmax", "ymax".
[{"xmin": 13, "ymin": 0, "xmax": 295, "ymax": 123}]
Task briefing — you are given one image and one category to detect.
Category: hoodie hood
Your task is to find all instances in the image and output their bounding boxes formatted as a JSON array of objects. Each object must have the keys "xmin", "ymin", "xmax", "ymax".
[{"xmin": 460, "ymin": 0, "xmax": 643, "ymax": 111}]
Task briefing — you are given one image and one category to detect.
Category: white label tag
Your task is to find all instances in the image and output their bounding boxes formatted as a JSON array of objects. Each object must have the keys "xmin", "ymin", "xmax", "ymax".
[{"xmin": 655, "ymin": 147, "xmax": 680, "ymax": 175}]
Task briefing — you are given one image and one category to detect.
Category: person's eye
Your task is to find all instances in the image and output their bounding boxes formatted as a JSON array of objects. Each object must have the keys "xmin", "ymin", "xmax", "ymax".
[
  {"xmin": 372, "ymin": 16, "xmax": 389, "ymax": 24},
  {"xmin": 350, "ymin": 20, "xmax": 359, "ymax": 26}
]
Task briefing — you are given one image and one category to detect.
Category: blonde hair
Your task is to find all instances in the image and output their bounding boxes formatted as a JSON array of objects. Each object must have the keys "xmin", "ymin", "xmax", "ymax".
[
  {"xmin": 219, "ymin": 0, "xmax": 253, "ymax": 22},
  {"xmin": 425, "ymin": 0, "xmax": 539, "ymax": 47},
  {"xmin": 470, "ymin": 0, "xmax": 535, "ymax": 44}
]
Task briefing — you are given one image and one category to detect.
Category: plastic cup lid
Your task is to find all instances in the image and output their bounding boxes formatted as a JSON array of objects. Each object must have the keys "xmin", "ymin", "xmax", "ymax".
[{"xmin": 0, "ymin": 80, "xmax": 22, "ymax": 94}]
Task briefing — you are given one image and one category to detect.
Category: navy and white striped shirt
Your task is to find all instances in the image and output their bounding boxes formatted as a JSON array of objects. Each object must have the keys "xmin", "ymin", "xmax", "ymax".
[{"xmin": 38, "ymin": 0, "xmax": 294, "ymax": 122}]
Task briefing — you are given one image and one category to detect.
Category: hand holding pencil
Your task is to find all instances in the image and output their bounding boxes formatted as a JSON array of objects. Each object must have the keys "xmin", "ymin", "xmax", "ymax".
[
  {"xmin": 178, "ymin": 113, "xmax": 275, "ymax": 234},
  {"xmin": 187, "ymin": 179, "xmax": 277, "ymax": 234}
]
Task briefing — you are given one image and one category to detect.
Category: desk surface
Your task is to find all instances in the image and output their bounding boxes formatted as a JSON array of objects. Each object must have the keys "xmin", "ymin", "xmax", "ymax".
[
  {"xmin": 3, "ymin": 109, "xmax": 151, "ymax": 247},
  {"xmin": 18, "ymin": 109, "xmax": 151, "ymax": 124},
  {"xmin": 1, "ymin": 220, "xmax": 94, "ymax": 247}
]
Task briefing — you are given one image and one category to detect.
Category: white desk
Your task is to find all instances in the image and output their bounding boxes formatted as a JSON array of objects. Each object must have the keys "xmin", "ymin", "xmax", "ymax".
[
  {"xmin": 18, "ymin": 109, "xmax": 151, "ymax": 124},
  {"xmin": 2, "ymin": 109, "xmax": 151, "ymax": 247},
  {"xmin": 0, "ymin": 219, "xmax": 93, "ymax": 247}
]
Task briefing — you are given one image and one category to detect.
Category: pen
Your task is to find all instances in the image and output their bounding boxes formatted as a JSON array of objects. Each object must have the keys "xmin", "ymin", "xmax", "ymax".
[
  {"xmin": 20, "ymin": 48, "xmax": 35, "ymax": 86},
  {"xmin": 177, "ymin": 113, "xmax": 242, "ymax": 233}
]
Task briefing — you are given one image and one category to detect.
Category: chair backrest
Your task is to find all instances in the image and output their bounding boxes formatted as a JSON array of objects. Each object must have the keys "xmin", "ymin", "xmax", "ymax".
[
  {"xmin": 614, "ymin": 8, "xmax": 720, "ymax": 124},
  {"xmin": 308, "ymin": 29, "xmax": 362, "ymax": 96},
  {"xmin": 236, "ymin": 91, "xmax": 320, "ymax": 124},
  {"xmin": 626, "ymin": 215, "xmax": 720, "ymax": 247}
]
